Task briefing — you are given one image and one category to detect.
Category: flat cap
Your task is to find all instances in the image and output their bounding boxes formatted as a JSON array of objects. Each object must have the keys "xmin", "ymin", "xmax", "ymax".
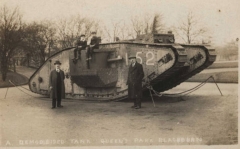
[{"xmin": 128, "ymin": 54, "xmax": 136, "ymax": 59}]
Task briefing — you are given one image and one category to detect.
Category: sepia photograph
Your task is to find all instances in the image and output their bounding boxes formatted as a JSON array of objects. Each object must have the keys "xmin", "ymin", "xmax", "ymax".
[{"xmin": 0, "ymin": 0, "xmax": 239, "ymax": 148}]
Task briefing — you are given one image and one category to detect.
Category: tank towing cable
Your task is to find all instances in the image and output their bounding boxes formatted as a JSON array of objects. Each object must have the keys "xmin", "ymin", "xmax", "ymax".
[{"xmin": 146, "ymin": 76, "xmax": 223, "ymax": 107}]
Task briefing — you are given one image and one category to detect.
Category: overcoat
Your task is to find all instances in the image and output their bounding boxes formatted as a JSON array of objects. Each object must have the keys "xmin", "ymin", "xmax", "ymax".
[
  {"xmin": 126, "ymin": 62, "xmax": 144, "ymax": 99},
  {"xmin": 90, "ymin": 36, "xmax": 99, "ymax": 49},
  {"xmin": 49, "ymin": 70, "xmax": 65, "ymax": 99}
]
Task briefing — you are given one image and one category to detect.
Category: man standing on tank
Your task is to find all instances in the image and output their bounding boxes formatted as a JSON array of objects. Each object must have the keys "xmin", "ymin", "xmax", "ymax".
[
  {"xmin": 49, "ymin": 60, "xmax": 65, "ymax": 109},
  {"xmin": 86, "ymin": 31, "xmax": 99, "ymax": 60},
  {"xmin": 126, "ymin": 55, "xmax": 144, "ymax": 109},
  {"xmin": 73, "ymin": 34, "xmax": 87, "ymax": 60}
]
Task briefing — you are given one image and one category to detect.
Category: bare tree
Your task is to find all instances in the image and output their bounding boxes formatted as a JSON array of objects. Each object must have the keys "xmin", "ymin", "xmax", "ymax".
[
  {"xmin": 174, "ymin": 11, "xmax": 208, "ymax": 44},
  {"xmin": 56, "ymin": 15, "xmax": 101, "ymax": 49},
  {"xmin": 42, "ymin": 21, "xmax": 57, "ymax": 58},
  {"xmin": 102, "ymin": 13, "xmax": 166, "ymax": 42},
  {"xmin": 0, "ymin": 5, "xmax": 23, "ymax": 81},
  {"xmin": 131, "ymin": 15, "xmax": 146, "ymax": 36},
  {"xmin": 118, "ymin": 20, "xmax": 137, "ymax": 40},
  {"xmin": 103, "ymin": 20, "xmax": 121, "ymax": 42},
  {"xmin": 131, "ymin": 13, "xmax": 151, "ymax": 36},
  {"xmin": 131, "ymin": 13, "xmax": 165, "ymax": 37},
  {"xmin": 119, "ymin": 21, "xmax": 129, "ymax": 40}
]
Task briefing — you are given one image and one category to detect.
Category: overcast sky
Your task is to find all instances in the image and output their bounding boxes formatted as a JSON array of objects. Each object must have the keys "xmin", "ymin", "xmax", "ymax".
[{"xmin": 1, "ymin": 0, "xmax": 240, "ymax": 45}]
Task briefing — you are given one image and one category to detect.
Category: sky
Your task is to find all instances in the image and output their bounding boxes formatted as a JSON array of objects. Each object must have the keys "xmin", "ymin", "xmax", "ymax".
[{"xmin": 1, "ymin": 0, "xmax": 240, "ymax": 45}]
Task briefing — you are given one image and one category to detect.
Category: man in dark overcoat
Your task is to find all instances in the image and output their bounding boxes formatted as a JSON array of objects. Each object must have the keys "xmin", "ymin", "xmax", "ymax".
[
  {"xmin": 49, "ymin": 60, "xmax": 65, "ymax": 109},
  {"xmin": 126, "ymin": 55, "xmax": 144, "ymax": 109}
]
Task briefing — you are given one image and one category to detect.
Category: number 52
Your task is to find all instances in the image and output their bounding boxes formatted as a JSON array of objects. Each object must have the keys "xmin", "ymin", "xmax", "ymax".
[{"xmin": 126, "ymin": 52, "xmax": 155, "ymax": 65}]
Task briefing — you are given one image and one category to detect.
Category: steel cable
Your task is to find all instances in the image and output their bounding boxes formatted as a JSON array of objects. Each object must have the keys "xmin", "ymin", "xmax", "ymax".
[{"xmin": 146, "ymin": 76, "xmax": 222, "ymax": 97}]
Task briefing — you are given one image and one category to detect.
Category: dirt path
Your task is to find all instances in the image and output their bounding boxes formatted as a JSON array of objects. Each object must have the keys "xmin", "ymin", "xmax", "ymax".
[{"xmin": 15, "ymin": 66, "xmax": 36, "ymax": 78}]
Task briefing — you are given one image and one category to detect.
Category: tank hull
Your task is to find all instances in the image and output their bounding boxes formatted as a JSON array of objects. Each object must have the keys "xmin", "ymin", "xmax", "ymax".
[
  {"xmin": 29, "ymin": 42, "xmax": 189, "ymax": 101},
  {"xmin": 29, "ymin": 41, "xmax": 216, "ymax": 101}
]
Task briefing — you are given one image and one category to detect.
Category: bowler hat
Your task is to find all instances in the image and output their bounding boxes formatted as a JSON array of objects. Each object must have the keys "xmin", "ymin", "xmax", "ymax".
[
  {"xmin": 54, "ymin": 60, "xmax": 61, "ymax": 65},
  {"xmin": 128, "ymin": 54, "xmax": 136, "ymax": 59},
  {"xmin": 80, "ymin": 34, "xmax": 85, "ymax": 37}
]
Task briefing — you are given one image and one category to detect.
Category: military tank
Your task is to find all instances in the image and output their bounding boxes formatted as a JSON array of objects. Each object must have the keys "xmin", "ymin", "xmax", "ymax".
[{"xmin": 29, "ymin": 32, "xmax": 216, "ymax": 101}]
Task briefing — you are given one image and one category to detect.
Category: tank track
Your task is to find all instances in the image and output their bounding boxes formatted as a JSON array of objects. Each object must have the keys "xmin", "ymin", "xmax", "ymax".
[{"xmin": 152, "ymin": 45, "xmax": 216, "ymax": 92}]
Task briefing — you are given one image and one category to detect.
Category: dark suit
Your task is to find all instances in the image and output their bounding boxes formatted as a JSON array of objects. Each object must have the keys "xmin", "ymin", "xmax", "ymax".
[
  {"xmin": 127, "ymin": 62, "xmax": 144, "ymax": 107},
  {"xmin": 87, "ymin": 36, "xmax": 99, "ymax": 58},
  {"xmin": 74, "ymin": 40, "xmax": 87, "ymax": 59},
  {"xmin": 49, "ymin": 69, "xmax": 65, "ymax": 107}
]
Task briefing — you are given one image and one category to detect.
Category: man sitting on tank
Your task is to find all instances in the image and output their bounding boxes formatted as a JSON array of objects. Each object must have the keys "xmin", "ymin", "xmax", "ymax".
[
  {"xmin": 86, "ymin": 31, "xmax": 99, "ymax": 60},
  {"xmin": 73, "ymin": 34, "xmax": 87, "ymax": 61}
]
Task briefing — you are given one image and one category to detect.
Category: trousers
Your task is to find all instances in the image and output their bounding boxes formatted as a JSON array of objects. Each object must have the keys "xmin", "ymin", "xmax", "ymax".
[
  {"xmin": 86, "ymin": 46, "xmax": 98, "ymax": 58},
  {"xmin": 131, "ymin": 98, "xmax": 141, "ymax": 107},
  {"xmin": 52, "ymin": 85, "xmax": 62, "ymax": 107},
  {"xmin": 74, "ymin": 48, "xmax": 85, "ymax": 59}
]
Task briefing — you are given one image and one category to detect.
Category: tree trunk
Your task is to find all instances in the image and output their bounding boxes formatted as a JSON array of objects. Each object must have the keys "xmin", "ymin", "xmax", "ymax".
[
  {"xmin": 26, "ymin": 54, "xmax": 30, "ymax": 67},
  {"xmin": 1, "ymin": 57, "xmax": 8, "ymax": 81},
  {"xmin": 48, "ymin": 44, "xmax": 51, "ymax": 58},
  {"xmin": 13, "ymin": 59, "xmax": 16, "ymax": 72}
]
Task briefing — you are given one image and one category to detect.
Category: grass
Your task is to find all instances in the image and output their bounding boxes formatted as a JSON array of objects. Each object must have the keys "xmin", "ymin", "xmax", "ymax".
[
  {"xmin": 0, "ymin": 71, "xmax": 29, "ymax": 88},
  {"xmin": 187, "ymin": 71, "xmax": 238, "ymax": 83},
  {"xmin": 208, "ymin": 61, "xmax": 238, "ymax": 69}
]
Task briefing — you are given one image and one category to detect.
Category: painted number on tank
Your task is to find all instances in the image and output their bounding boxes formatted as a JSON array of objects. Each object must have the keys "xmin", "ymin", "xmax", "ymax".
[
  {"xmin": 126, "ymin": 51, "xmax": 155, "ymax": 65},
  {"xmin": 136, "ymin": 52, "xmax": 143, "ymax": 64},
  {"xmin": 125, "ymin": 53, "xmax": 128, "ymax": 65},
  {"xmin": 146, "ymin": 52, "xmax": 155, "ymax": 65}
]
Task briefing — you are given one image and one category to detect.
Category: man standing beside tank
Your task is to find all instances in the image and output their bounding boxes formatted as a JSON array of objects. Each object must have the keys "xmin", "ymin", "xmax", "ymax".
[
  {"xmin": 86, "ymin": 31, "xmax": 99, "ymax": 60},
  {"xmin": 126, "ymin": 55, "xmax": 144, "ymax": 109},
  {"xmin": 49, "ymin": 60, "xmax": 65, "ymax": 109}
]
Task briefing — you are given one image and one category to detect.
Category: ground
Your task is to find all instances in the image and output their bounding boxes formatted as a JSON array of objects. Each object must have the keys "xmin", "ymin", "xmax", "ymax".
[
  {"xmin": 0, "ymin": 66, "xmax": 238, "ymax": 147},
  {"xmin": 0, "ymin": 83, "xmax": 238, "ymax": 147}
]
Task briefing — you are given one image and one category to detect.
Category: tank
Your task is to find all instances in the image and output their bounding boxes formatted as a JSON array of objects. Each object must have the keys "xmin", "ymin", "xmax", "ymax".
[{"xmin": 29, "ymin": 32, "xmax": 216, "ymax": 101}]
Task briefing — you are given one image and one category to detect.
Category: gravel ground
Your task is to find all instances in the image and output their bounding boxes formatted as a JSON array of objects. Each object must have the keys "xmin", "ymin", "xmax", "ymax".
[
  {"xmin": 0, "ymin": 82, "xmax": 238, "ymax": 147},
  {"xmin": 0, "ymin": 66, "xmax": 238, "ymax": 148}
]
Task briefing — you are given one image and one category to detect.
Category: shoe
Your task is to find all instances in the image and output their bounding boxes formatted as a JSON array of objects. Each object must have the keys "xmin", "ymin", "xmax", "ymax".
[
  {"xmin": 51, "ymin": 107, "xmax": 56, "ymax": 109},
  {"xmin": 135, "ymin": 106, "xmax": 141, "ymax": 109},
  {"xmin": 57, "ymin": 105, "xmax": 63, "ymax": 108},
  {"xmin": 89, "ymin": 57, "xmax": 92, "ymax": 60},
  {"xmin": 131, "ymin": 106, "xmax": 136, "ymax": 108},
  {"xmin": 86, "ymin": 58, "xmax": 89, "ymax": 61}
]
